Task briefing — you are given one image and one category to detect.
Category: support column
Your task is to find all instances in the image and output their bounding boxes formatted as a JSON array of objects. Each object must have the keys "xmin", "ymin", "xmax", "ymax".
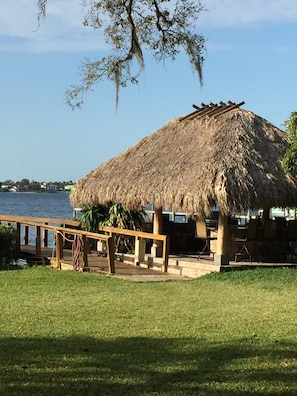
[
  {"xmin": 151, "ymin": 207, "xmax": 163, "ymax": 257},
  {"xmin": 262, "ymin": 207, "xmax": 270, "ymax": 222},
  {"xmin": 214, "ymin": 211, "xmax": 230, "ymax": 266}
]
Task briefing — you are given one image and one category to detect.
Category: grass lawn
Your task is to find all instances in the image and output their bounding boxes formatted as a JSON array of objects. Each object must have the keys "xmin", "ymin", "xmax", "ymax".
[{"xmin": 1, "ymin": 267, "xmax": 297, "ymax": 395}]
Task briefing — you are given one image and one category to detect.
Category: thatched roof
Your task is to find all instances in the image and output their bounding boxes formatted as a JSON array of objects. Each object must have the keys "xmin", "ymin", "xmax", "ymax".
[{"xmin": 70, "ymin": 104, "xmax": 297, "ymax": 217}]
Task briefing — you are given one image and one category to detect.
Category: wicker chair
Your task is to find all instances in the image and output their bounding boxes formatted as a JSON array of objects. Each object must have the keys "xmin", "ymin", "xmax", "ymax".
[{"xmin": 195, "ymin": 220, "xmax": 217, "ymax": 260}]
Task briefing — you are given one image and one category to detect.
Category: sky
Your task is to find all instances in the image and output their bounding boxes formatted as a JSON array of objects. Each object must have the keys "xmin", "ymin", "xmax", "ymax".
[{"xmin": 1, "ymin": 0, "xmax": 297, "ymax": 183}]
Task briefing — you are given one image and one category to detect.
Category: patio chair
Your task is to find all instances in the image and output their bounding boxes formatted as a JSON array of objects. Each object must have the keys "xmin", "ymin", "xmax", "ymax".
[
  {"xmin": 195, "ymin": 220, "xmax": 217, "ymax": 260},
  {"xmin": 234, "ymin": 218, "xmax": 258, "ymax": 262}
]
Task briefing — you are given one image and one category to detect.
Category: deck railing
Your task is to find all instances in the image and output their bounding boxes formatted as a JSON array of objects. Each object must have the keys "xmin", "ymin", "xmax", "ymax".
[
  {"xmin": 98, "ymin": 225, "xmax": 170, "ymax": 272},
  {"xmin": 0, "ymin": 215, "xmax": 169, "ymax": 273},
  {"xmin": 0, "ymin": 215, "xmax": 115, "ymax": 273}
]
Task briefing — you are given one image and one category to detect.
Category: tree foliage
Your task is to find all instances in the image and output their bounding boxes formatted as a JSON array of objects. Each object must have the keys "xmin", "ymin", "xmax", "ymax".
[
  {"xmin": 37, "ymin": 0, "xmax": 206, "ymax": 109},
  {"xmin": 282, "ymin": 112, "xmax": 297, "ymax": 176}
]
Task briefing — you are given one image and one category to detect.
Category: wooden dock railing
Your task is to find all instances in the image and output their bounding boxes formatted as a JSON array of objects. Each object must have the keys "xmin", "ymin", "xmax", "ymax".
[
  {"xmin": 98, "ymin": 225, "xmax": 170, "ymax": 272},
  {"xmin": 0, "ymin": 215, "xmax": 170, "ymax": 273},
  {"xmin": 0, "ymin": 215, "xmax": 114, "ymax": 273}
]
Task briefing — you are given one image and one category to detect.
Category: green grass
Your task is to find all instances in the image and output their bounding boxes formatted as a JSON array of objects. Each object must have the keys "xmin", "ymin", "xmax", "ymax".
[{"xmin": 1, "ymin": 267, "xmax": 297, "ymax": 395}]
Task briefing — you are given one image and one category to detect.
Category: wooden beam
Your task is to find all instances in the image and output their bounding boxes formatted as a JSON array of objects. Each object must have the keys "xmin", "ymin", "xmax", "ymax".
[
  {"xmin": 180, "ymin": 101, "xmax": 245, "ymax": 122},
  {"xmin": 98, "ymin": 225, "xmax": 167, "ymax": 241},
  {"xmin": 213, "ymin": 101, "xmax": 245, "ymax": 118}
]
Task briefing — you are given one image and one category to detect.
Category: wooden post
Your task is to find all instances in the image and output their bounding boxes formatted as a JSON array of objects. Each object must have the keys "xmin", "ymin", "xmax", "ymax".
[
  {"xmin": 106, "ymin": 236, "xmax": 115, "ymax": 274},
  {"xmin": 24, "ymin": 226, "xmax": 29, "ymax": 245},
  {"xmin": 16, "ymin": 222, "xmax": 21, "ymax": 253},
  {"xmin": 134, "ymin": 236, "xmax": 145, "ymax": 265},
  {"xmin": 43, "ymin": 223, "xmax": 48, "ymax": 247},
  {"xmin": 162, "ymin": 236, "xmax": 170, "ymax": 272},
  {"xmin": 151, "ymin": 207, "xmax": 163, "ymax": 257},
  {"xmin": 81, "ymin": 235, "xmax": 88, "ymax": 270},
  {"xmin": 36, "ymin": 226, "xmax": 41, "ymax": 256},
  {"xmin": 262, "ymin": 207, "xmax": 270, "ymax": 222},
  {"xmin": 214, "ymin": 212, "xmax": 230, "ymax": 266},
  {"xmin": 56, "ymin": 231, "xmax": 63, "ymax": 269}
]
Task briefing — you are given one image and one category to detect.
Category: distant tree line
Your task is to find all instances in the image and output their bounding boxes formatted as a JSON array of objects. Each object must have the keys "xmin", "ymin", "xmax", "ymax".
[{"xmin": 0, "ymin": 179, "xmax": 74, "ymax": 192}]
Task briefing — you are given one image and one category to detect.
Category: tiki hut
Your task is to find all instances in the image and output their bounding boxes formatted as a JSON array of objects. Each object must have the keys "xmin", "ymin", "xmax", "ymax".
[{"xmin": 70, "ymin": 101, "xmax": 297, "ymax": 264}]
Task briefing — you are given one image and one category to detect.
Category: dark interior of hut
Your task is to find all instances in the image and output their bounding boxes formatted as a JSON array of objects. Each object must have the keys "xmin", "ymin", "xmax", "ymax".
[{"xmin": 143, "ymin": 209, "xmax": 297, "ymax": 263}]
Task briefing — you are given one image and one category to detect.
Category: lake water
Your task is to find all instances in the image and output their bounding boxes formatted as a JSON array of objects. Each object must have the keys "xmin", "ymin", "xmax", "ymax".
[
  {"xmin": 0, "ymin": 192, "xmax": 73, "ymax": 219},
  {"xmin": 0, "ymin": 192, "xmax": 74, "ymax": 247}
]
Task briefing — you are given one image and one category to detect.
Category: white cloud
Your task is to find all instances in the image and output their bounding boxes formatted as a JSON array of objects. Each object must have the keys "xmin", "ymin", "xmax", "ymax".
[
  {"xmin": 1, "ymin": 0, "xmax": 297, "ymax": 53},
  {"xmin": 199, "ymin": 0, "xmax": 297, "ymax": 28},
  {"xmin": 0, "ymin": 0, "xmax": 106, "ymax": 53}
]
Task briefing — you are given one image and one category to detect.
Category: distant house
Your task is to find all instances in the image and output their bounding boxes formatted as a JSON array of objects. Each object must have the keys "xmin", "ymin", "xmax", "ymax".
[{"xmin": 47, "ymin": 184, "xmax": 57, "ymax": 192}]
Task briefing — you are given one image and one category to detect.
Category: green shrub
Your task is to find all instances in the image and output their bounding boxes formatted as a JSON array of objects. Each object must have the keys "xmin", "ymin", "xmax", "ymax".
[{"xmin": 0, "ymin": 224, "xmax": 18, "ymax": 269}]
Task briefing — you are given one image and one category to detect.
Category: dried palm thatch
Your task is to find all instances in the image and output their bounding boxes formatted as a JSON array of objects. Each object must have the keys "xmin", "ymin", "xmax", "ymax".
[{"xmin": 70, "ymin": 107, "xmax": 297, "ymax": 218}]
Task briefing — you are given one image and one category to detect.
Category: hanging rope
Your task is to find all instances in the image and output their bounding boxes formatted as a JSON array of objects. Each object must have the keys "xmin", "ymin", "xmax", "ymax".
[
  {"xmin": 72, "ymin": 236, "xmax": 85, "ymax": 271},
  {"xmin": 55, "ymin": 230, "xmax": 85, "ymax": 271}
]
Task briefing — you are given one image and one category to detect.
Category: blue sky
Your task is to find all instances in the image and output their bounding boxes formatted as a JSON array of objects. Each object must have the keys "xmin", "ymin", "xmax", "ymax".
[{"xmin": 1, "ymin": 0, "xmax": 297, "ymax": 182}]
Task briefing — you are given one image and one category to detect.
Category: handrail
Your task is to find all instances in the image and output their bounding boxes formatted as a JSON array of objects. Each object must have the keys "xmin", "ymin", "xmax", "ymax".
[
  {"xmin": 98, "ymin": 225, "xmax": 169, "ymax": 272},
  {"xmin": 98, "ymin": 225, "xmax": 167, "ymax": 241},
  {"xmin": 0, "ymin": 214, "xmax": 79, "ymax": 227},
  {"xmin": 0, "ymin": 215, "xmax": 169, "ymax": 273},
  {"xmin": 0, "ymin": 215, "xmax": 114, "ymax": 273}
]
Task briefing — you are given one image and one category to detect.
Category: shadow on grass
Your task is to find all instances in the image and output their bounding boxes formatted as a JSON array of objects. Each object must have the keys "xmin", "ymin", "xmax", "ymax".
[{"xmin": 1, "ymin": 336, "xmax": 297, "ymax": 395}]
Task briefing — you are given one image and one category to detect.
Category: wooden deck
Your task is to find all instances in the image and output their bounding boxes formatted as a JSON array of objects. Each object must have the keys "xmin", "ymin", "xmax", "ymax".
[
  {"xmin": 20, "ymin": 245, "xmax": 190, "ymax": 281},
  {"xmin": 4, "ymin": 214, "xmax": 297, "ymax": 281},
  {"xmin": 19, "ymin": 245, "xmax": 297, "ymax": 281}
]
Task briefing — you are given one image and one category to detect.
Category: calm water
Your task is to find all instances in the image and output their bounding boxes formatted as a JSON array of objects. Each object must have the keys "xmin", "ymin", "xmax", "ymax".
[
  {"xmin": 0, "ymin": 192, "xmax": 74, "ymax": 247},
  {"xmin": 0, "ymin": 192, "xmax": 73, "ymax": 218}
]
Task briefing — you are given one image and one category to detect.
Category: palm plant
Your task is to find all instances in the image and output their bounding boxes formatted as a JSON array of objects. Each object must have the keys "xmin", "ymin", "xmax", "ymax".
[
  {"xmin": 79, "ymin": 204, "xmax": 109, "ymax": 232},
  {"xmin": 80, "ymin": 202, "xmax": 145, "ymax": 253},
  {"xmin": 101, "ymin": 203, "xmax": 145, "ymax": 253}
]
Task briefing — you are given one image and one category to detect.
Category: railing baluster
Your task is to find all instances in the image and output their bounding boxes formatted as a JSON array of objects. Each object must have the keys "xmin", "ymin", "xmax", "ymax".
[
  {"xmin": 107, "ymin": 236, "xmax": 115, "ymax": 274},
  {"xmin": 16, "ymin": 222, "xmax": 21, "ymax": 253},
  {"xmin": 56, "ymin": 231, "xmax": 63, "ymax": 270},
  {"xmin": 43, "ymin": 223, "xmax": 48, "ymax": 247},
  {"xmin": 36, "ymin": 226, "xmax": 41, "ymax": 256},
  {"xmin": 24, "ymin": 226, "xmax": 29, "ymax": 245}
]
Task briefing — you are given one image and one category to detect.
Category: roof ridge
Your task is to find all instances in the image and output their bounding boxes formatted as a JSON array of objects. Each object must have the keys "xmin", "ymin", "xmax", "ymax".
[{"xmin": 180, "ymin": 101, "xmax": 245, "ymax": 122}]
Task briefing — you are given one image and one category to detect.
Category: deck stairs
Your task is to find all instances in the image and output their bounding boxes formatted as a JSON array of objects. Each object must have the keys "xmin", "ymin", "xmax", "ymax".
[{"xmin": 117, "ymin": 253, "xmax": 221, "ymax": 278}]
